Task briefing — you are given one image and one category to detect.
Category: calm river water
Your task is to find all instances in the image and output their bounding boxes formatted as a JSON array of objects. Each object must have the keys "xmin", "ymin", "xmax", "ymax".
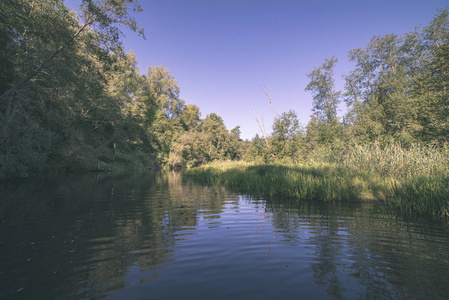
[{"xmin": 1, "ymin": 171, "xmax": 449, "ymax": 299}]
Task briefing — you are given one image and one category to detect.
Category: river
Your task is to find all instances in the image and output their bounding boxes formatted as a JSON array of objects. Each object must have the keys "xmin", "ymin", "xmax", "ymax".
[{"xmin": 1, "ymin": 171, "xmax": 448, "ymax": 299}]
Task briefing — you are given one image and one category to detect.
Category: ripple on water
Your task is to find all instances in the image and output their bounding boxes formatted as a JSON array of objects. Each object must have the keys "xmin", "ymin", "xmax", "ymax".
[{"xmin": 2, "ymin": 173, "xmax": 449, "ymax": 300}]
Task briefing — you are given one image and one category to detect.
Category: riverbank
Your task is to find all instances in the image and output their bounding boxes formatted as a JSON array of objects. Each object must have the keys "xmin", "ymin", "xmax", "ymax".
[{"xmin": 185, "ymin": 159, "xmax": 449, "ymax": 217}]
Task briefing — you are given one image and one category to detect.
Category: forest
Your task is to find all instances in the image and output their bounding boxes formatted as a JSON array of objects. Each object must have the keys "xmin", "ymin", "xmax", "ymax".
[
  {"xmin": 1, "ymin": 0, "xmax": 449, "ymax": 194},
  {"xmin": 0, "ymin": 0, "xmax": 244, "ymax": 178}
]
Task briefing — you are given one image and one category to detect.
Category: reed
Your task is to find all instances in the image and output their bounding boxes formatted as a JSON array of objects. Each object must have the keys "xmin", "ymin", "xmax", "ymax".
[
  {"xmin": 320, "ymin": 142, "xmax": 449, "ymax": 179},
  {"xmin": 185, "ymin": 144, "xmax": 449, "ymax": 217},
  {"xmin": 390, "ymin": 176, "xmax": 449, "ymax": 216},
  {"xmin": 185, "ymin": 162, "xmax": 388, "ymax": 202}
]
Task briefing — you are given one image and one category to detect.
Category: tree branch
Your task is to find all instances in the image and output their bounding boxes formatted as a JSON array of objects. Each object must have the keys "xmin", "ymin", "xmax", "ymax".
[
  {"xmin": 252, "ymin": 107, "xmax": 276, "ymax": 159},
  {"xmin": 0, "ymin": 17, "xmax": 96, "ymax": 102},
  {"xmin": 261, "ymin": 87, "xmax": 277, "ymax": 122}
]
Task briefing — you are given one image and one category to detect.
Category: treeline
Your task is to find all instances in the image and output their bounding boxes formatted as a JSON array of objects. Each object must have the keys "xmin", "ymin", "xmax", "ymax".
[
  {"xmin": 2, "ymin": 1, "xmax": 448, "ymax": 179},
  {"xmin": 0, "ymin": 0, "xmax": 244, "ymax": 178},
  {"xmin": 245, "ymin": 9, "xmax": 449, "ymax": 163}
]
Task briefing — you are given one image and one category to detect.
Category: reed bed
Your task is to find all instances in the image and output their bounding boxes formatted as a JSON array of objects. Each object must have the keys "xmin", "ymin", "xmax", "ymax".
[
  {"xmin": 185, "ymin": 162, "xmax": 388, "ymax": 203},
  {"xmin": 185, "ymin": 144, "xmax": 449, "ymax": 217},
  {"xmin": 323, "ymin": 142, "xmax": 449, "ymax": 179}
]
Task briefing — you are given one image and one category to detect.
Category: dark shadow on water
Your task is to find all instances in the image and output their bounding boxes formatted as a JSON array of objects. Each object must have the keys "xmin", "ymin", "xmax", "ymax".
[{"xmin": 1, "ymin": 172, "xmax": 449, "ymax": 299}]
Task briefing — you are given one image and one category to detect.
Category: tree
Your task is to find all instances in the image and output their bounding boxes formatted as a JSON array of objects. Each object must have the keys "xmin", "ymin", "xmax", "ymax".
[
  {"xmin": 226, "ymin": 126, "xmax": 244, "ymax": 160},
  {"xmin": 143, "ymin": 66, "xmax": 185, "ymax": 120},
  {"xmin": 271, "ymin": 110, "xmax": 303, "ymax": 160},
  {"xmin": 0, "ymin": 0, "xmax": 143, "ymax": 102},
  {"xmin": 305, "ymin": 57, "xmax": 343, "ymax": 145},
  {"xmin": 200, "ymin": 113, "xmax": 228, "ymax": 160},
  {"xmin": 133, "ymin": 66, "xmax": 185, "ymax": 167},
  {"xmin": 0, "ymin": 0, "xmax": 144, "ymax": 177},
  {"xmin": 342, "ymin": 28, "xmax": 445, "ymax": 144},
  {"xmin": 231, "ymin": 126, "xmax": 242, "ymax": 139},
  {"xmin": 243, "ymin": 134, "xmax": 271, "ymax": 163},
  {"xmin": 305, "ymin": 57, "xmax": 341, "ymax": 123},
  {"xmin": 169, "ymin": 131, "xmax": 209, "ymax": 169},
  {"xmin": 424, "ymin": 9, "xmax": 449, "ymax": 141},
  {"xmin": 180, "ymin": 104, "xmax": 201, "ymax": 131}
]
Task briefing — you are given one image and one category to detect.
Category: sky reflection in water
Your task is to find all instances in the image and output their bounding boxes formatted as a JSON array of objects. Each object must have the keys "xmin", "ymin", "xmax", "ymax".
[{"xmin": 1, "ymin": 172, "xmax": 449, "ymax": 299}]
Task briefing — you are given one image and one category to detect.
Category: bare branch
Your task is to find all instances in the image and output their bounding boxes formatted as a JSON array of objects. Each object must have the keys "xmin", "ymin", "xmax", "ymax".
[
  {"xmin": 261, "ymin": 87, "xmax": 277, "ymax": 122},
  {"xmin": 252, "ymin": 107, "xmax": 276, "ymax": 159}
]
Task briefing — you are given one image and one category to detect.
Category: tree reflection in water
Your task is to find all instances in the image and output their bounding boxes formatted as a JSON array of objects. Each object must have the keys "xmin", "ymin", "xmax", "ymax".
[
  {"xmin": 1, "ymin": 173, "xmax": 449, "ymax": 299},
  {"xmin": 265, "ymin": 197, "xmax": 449, "ymax": 299}
]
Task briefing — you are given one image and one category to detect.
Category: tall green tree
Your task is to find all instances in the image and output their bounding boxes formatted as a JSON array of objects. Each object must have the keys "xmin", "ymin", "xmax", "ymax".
[
  {"xmin": 180, "ymin": 104, "xmax": 201, "ymax": 131},
  {"xmin": 200, "ymin": 113, "xmax": 228, "ymax": 160},
  {"xmin": 306, "ymin": 57, "xmax": 341, "ymax": 123},
  {"xmin": 0, "ymin": 0, "xmax": 143, "ymax": 102},
  {"xmin": 305, "ymin": 57, "xmax": 342, "ymax": 144},
  {"xmin": 271, "ymin": 110, "xmax": 303, "ymax": 160},
  {"xmin": 343, "ymin": 33, "xmax": 425, "ymax": 144},
  {"xmin": 0, "ymin": 0, "xmax": 143, "ymax": 177},
  {"xmin": 424, "ymin": 9, "xmax": 449, "ymax": 141},
  {"xmin": 143, "ymin": 66, "xmax": 185, "ymax": 120},
  {"xmin": 341, "ymin": 10, "xmax": 449, "ymax": 146},
  {"xmin": 139, "ymin": 66, "xmax": 185, "ymax": 166}
]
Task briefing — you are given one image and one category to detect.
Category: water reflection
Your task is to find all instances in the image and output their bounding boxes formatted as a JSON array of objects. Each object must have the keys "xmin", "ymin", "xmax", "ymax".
[
  {"xmin": 0, "ymin": 172, "xmax": 449, "ymax": 299},
  {"xmin": 265, "ymin": 198, "xmax": 449, "ymax": 299}
]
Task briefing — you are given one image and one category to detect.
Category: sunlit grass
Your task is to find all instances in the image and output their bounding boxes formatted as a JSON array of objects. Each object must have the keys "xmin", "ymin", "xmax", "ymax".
[
  {"xmin": 185, "ymin": 161, "xmax": 389, "ymax": 202},
  {"xmin": 185, "ymin": 144, "xmax": 449, "ymax": 217},
  {"xmin": 323, "ymin": 142, "xmax": 449, "ymax": 178}
]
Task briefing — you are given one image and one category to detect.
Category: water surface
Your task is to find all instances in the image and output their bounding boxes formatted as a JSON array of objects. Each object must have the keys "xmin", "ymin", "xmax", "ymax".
[{"xmin": 1, "ymin": 172, "xmax": 448, "ymax": 299}]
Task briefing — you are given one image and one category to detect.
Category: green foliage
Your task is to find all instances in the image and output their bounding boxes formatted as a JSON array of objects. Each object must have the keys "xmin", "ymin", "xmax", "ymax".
[
  {"xmin": 340, "ymin": 10, "xmax": 449, "ymax": 144},
  {"xmin": 186, "ymin": 143, "xmax": 449, "ymax": 217},
  {"xmin": 243, "ymin": 134, "xmax": 271, "ymax": 163},
  {"xmin": 245, "ymin": 9, "xmax": 449, "ymax": 167},
  {"xmin": 167, "ymin": 112, "xmax": 245, "ymax": 170},
  {"xmin": 305, "ymin": 56, "xmax": 341, "ymax": 123},
  {"xmin": 180, "ymin": 104, "xmax": 201, "ymax": 131},
  {"xmin": 271, "ymin": 110, "xmax": 303, "ymax": 161},
  {"xmin": 0, "ymin": 0, "xmax": 246, "ymax": 178},
  {"xmin": 2, "ymin": 0, "xmax": 448, "ymax": 195},
  {"xmin": 316, "ymin": 142, "xmax": 449, "ymax": 179},
  {"xmin": 185, "ymin": 161, "xmax": 384, "ymax": 202},
  {"xmin": 392, "ymin": 176, "xmax": 449, "ymax": 216},
  {"xmin": 143, "ymin": 66, "xmax": 184, "ymax": 120},
  {"xmin": 0, "ymin": 0, "xmax": 148, "ymax": 178}
]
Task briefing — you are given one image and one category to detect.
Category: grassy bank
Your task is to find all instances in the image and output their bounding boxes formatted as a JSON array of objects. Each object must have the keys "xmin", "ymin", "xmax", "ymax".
[{"xmin": 185, "ymin": 144, "xmax": 449, "ymax": 217}]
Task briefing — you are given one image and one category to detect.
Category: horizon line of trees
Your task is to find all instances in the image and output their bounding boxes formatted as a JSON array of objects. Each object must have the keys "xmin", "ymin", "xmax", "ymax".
[
  {"xmin": 1, "ymin": 1, "xmax": 448, "ymax": 178},
  {"xmin": 245, "ymin": 8, "xmax": 449, "ymax": 163}
]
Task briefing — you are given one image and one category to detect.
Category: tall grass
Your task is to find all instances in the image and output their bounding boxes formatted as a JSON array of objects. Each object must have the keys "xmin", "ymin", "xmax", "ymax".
[
  {"xmin": 185, "ymin": 143, "xmax": 449, "ymax": 217},
  {"xmin": 185, "ymin": 161, "xmax": 388, "ymax": 202},
  {"xmin": 324, "ymin": 142, "xmax": 449, "ymax": 178}
]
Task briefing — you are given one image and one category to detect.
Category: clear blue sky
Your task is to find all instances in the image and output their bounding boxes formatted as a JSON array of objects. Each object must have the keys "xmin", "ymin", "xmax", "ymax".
[{"xmin": 65, "ymin": 0, "xmax": 447, "ymax": 140}]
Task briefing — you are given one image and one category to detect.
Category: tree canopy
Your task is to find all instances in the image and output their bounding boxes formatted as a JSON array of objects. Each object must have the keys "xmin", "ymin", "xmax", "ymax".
[
  {"xmin": 244, "ymin": 9, "xmax": 449, "ymax": 163},
  {"xmin": 0, "ymin": 0, "xmax": 245, "ymax": 178},
  {"xmin": 1, "ymin": 2, "xmax": 448, "ymax": 178}
]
